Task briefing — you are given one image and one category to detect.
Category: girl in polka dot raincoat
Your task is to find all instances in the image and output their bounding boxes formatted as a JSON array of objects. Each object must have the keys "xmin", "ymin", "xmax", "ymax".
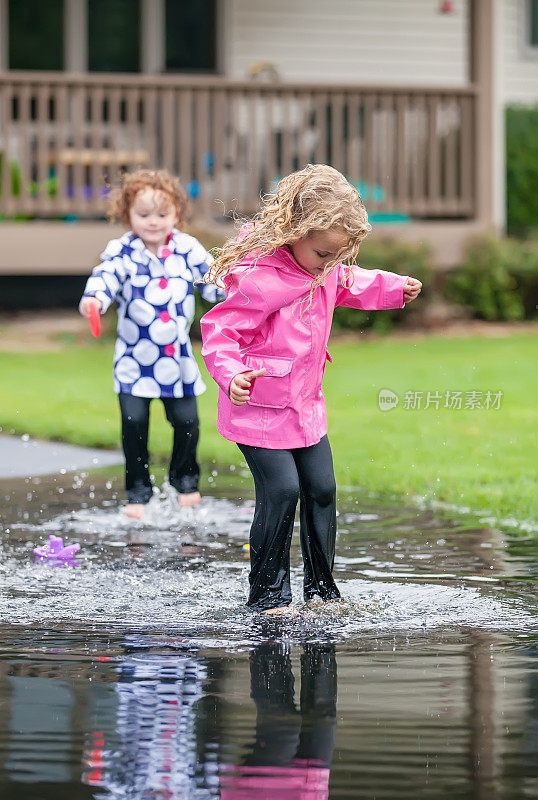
[{"xmin": 79, "ymin": 169, "xmax": 224, "ymax": 518}]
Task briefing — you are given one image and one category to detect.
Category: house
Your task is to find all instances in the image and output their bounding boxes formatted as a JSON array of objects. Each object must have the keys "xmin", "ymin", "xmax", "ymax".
[{"xmin": 0, "ymin": 0, "xmax": 537, "ymax": 281}]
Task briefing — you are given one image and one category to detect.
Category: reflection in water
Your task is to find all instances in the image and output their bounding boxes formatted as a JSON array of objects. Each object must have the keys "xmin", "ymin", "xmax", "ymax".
[
  {"xmin": 468, "ymin": 630, "xmax": 499, "ymax": 800},
  {"xmin": 82, "ymin": 648, "xmax": 219, "ymax": 799},
  {"xmin": 220, "ymin": 641, "xmax": 336, "ymax": 799},
  {"xmin": 5, "ymin": 677, "xmax": 74, "ymax": 783},
  {"xmin": 525, "ymin": 644, "xmax": 538, "ymax": 773},
  {"xmin": 1, "ymin": 629, "xmax": 538, "ymax": 798},
  {"xmin": 1, "ymin": 472, "xmax": 538, "ymax": 798},
  {"xmin": 80, "ymin": 640, "xmax": 337, "ymax": 800}
]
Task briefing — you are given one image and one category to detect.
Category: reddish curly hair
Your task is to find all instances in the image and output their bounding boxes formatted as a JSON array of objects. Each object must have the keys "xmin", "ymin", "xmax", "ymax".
[{"xmin": 106, "ymin": 169, "xmax": 188, "ymax": 227}]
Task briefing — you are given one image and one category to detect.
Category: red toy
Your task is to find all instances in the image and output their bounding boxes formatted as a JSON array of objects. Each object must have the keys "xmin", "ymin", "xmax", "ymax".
[{"xmin": 89, "ymin": 303, "xmax": 101, "ymax": 337}]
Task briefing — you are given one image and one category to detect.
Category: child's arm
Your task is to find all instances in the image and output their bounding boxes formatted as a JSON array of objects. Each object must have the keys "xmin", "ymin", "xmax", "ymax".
[
  {"xmin": 200, "ymin": 272, "xmax": 268, "ymax": 397},
  {"xmin": 78, "ymin": 239, "xmax": 126, "ymax": 316},
  {"xmin": 187, "ymin": 239, "xmax": 226, "ymax": 303},
  {"xmin": 335, "ymin": 265, "xmax": 413, "ymax": 310}
]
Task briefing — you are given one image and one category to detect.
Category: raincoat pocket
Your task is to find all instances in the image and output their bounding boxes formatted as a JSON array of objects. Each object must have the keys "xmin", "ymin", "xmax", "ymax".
[{"xmin": 243, "ymin": 354, "xmax": 294, "ymax": 409}]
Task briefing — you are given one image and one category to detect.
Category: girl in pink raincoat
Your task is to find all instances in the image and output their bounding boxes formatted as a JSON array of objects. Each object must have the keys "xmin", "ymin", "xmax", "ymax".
[{"xmin": 201, "ymin": 164, "xmax": 422, "ymax": 615}]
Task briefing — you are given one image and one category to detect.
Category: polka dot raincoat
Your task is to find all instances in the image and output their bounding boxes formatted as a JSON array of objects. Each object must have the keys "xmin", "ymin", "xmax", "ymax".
[{"xmin": 80, "ymin": 229, "xmax": 225, "ymax": 398}]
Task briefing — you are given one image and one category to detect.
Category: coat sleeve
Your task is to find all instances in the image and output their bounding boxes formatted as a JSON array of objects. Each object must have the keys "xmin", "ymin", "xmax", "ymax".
[
  {"xmin": 187, "ymin": 239, "xmax": 226, "ymax": 303},
  {"xmin": 200, "ymin": 272, "xmax": 269, "ymax": 395},
  {"xmin": 79, "ymin": 238, "xmax": 127, "ymax": 314},
  {"xmin": 335, "ymin": 265, "xmax": 409, "ymax": 310}
]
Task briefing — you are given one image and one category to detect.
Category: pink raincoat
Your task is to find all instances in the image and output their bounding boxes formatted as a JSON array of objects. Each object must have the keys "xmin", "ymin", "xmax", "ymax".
[
  {"xmin": 219, "ymin": 760, "xmax": 330, "ymax": 800},
  {"xmin": 200, "ymin": 236, "xmax": 409, "ymax": 449}
]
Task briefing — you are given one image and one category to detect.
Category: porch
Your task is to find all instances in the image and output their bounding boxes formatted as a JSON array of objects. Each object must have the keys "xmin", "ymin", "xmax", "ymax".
[
  {"xmin": 0, "ymin": 70, "xmax": 485, "ymax": 271},
  {"xmin": 0, "ymin": 69, "xmax": 479, "ymax": 217}
]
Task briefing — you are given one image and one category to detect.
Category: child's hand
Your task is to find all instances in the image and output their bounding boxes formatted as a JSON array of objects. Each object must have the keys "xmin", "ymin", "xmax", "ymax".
[
  {"xmin": 80, "ymin": 297, "xmax": 103, "ymax": 318},
  {"xmin": 229, "ymin": 369, "xmax": 267, "ymax": 406},
  {"xmin": 403, "ymin": 277, "xmax": 422, "ymax": 303}
]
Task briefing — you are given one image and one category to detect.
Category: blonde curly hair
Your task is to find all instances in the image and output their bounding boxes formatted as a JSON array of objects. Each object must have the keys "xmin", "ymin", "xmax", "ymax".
[
  {"xmin": 206, "ymin": 164, "xmax": 372, "ymax": 297},
  {"xmin": 106, "ymin": 169, "xmax": 188, "ymax": 227}
]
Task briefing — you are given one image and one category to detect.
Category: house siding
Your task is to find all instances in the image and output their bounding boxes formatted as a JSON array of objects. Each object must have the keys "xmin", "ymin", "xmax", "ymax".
[
  {"xmin": 501, "ymin": 0, "xmax": 538, "ymax": 104},
  {"xmin": 224, "ymin": 0, "xmax": 469, "ymax": 86}
]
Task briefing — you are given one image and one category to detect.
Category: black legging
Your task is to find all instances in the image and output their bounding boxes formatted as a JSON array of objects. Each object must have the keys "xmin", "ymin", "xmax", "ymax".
[
  {"xmin": 238, "ymin": 435, "xmax": 341, "ymax": 611},
  {"xmin": 244, "ymin": 641, "xmax": 337, "ymax": 768},
  {"xmin": 118, "ymin": 393, "xmax": 200, "ymax": 504}
]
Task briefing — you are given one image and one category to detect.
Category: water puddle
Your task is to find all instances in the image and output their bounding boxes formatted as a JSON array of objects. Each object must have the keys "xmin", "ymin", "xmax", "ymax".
[{"xmin": 0, "ymin": 469, "xmax": 537, "ymax": 797}]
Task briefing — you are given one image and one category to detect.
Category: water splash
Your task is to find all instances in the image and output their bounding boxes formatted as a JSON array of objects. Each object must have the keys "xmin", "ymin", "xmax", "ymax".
[{"xmin": 0, "ymin": 480, "xmax": 536, "ymax": 643}]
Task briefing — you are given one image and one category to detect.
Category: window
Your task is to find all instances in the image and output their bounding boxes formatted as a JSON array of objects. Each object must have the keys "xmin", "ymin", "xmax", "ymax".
[
  {"xmin": 9, "ymin": 0, "xmax": 64, "ymax": 70},
  {"xmin": 165, "ymin": 0, "xmax": 216, "ymax": 72},
  {"xmin": 88, "ymin": 0, "xmax": 141, "ymax": 72},
  {"xmin": 530, "ymin": 0, "xmax": 538, "ymax": 46}
]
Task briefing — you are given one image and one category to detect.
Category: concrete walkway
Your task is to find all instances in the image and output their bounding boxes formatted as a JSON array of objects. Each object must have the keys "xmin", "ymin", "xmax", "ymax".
[{"xmin": 0, "ymin": 434, "xmax": 123, "ymax": 479}]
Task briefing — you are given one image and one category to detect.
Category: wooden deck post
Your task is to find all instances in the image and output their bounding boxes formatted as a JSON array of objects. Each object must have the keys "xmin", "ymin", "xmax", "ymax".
[
  {"xmin": 141, "ymin": 0, "xmax": 165, "ymax": 74},
  {"xmin": 0, "ymin": 0, "xmax": 7, "ymax": 71},
  {"xmin": 65, "ymin": 0, "xmax": 88, "ymax": 72},
  {"xmin": 469, "ymin": 0, "xmax": 505, "ymax": 233}
]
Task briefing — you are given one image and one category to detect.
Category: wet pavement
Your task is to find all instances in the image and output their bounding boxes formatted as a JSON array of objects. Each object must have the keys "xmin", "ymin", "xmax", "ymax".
[
  {"xmin": 0, "ymin": 434, "xmax": 122, "ymax": 478},
  {"xmin": 0, "ymin": 467, "xmax": 537, "ymax": 798}
]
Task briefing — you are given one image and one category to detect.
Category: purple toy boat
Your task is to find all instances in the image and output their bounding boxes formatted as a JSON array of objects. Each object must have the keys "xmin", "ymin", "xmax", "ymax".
[{"xmin": 33, "ymin": 534, "xmax": 81, "ymax": 561}]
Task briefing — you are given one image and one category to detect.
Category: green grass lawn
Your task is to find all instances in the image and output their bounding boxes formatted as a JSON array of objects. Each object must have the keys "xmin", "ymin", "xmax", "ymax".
[{"xmin": 0, "ymin": 332, "xmax": 536, "ymax": 524}]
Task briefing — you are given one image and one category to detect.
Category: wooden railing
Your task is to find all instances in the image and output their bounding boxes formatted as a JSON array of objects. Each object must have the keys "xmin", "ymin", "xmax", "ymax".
[{"xmin": 0, "ymin": 71, "xmax": 477, "ymax": 220}]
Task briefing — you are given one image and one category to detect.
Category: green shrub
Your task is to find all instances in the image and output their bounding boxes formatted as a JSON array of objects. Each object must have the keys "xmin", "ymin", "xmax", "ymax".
[
  {"xmin": 0, "ymin": 154, "xmax": 22, "ymax": 196},
  {"xmin": 0, "ymin": 156, "xmax": 58, "ymax": 201},
  {"xmin": 192, "ymin": 296, "xmax": 213, "ymax": 341},
  {"xmin": 445, "ymin": 234, "xmax": 538, "ymax": 320},
  {"xmin": 508, "ymin": 238, "xmax": 538, "ymax": 318},
  {"xmin": 506, "ymin": 104, "xmax": 538, "ymax": 238},
  {"xmin": 333, "ymin": 236, "xmax": 434, "ymax": 332}
]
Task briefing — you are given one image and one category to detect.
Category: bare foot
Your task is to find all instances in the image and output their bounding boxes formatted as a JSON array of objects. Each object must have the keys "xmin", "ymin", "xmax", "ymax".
[
  {"xmin": 178, "ymin": 491, "xmax": 202, "ymax": 508},
  {"xmin": 124, "ymin": 503, "xmax": 146, "ymax": 519},
  {"xmin": 261, "ymin": 605, "xmax": 300, "ymax": 617}
]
